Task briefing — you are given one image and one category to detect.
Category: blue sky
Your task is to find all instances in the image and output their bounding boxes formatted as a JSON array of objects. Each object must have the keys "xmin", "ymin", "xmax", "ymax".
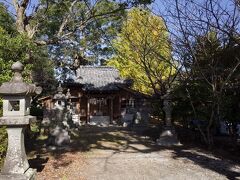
[
  {"xmin": 1, "ymin": 0, "xmax": 237, "ymax": 34},
  {"xmin": 0, "ymin": 0, "xmax": 39, "ymax": 15},
  {"xmin": 0, "ymin": 0, "xmax": 233, "ymax": 14},
  {"xmin": 1, "ymin": 0, "xmax": 164, "ymax": 15}
]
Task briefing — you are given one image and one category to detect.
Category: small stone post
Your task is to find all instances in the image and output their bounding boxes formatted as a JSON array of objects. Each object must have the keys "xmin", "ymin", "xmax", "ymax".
[
  {"xmin": 0, "ymin": 61, "xmax": 42, "ymax": 180},
  {"xmin": 157, "ymin": 90, "xmax": 181, "ymax": 146}
]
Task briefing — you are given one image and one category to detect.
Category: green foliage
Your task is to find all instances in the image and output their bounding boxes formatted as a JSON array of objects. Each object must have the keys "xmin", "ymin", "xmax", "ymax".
[
  {"xmin": 0, "ymin": 126, "xmax": 7, "ymax": 167},
  {"xmin": 175, "ymin": 31, "xmax": 240, "ymax": 128},
  {"xmin": 0, "ymin": 27, "xmax": 34, "ymax": 82},
  {"xmin": 35, "ymin": 0, "xmax": 126, "ymax": 74},
  {"xmin": 0, "ymin": 7, "xmax": 34, "ymax": 166},
  {"xmin": 0, "ymin": 3, "xmax": 15, "ymax": 34},
  {"xmin": 107, "ymin": 8, "xmax": 174, "ymax": 95},
  {"xmin": 31, "ymin": 46, "xmax": 57, "ymax": 95},
  {"xmin": 0, "ymin": 2, "xmax": 56, "ymax": 91},
  {"xmin": 1, "ymin": 0, "xmax": 153, "ymax": 81}
]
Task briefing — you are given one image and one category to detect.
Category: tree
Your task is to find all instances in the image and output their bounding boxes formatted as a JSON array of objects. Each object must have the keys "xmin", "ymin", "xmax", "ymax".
[
  {"xmin": 2, "ymin": 0, "xmax": 153, "ymax": 79},
  {"xmin": 0, "ymin": 13, "xmax": 32, "ymax": 84},
  {"xmin": 0, "ymin": 3, "xmax": 56, "ymax": 165},
  {"xmin": 236, "ymin": 0, "xmax": 240, "ymax": 8},
  {"xmin": 0, "ymin": 3, "xmax": 56, "ymax": 92},
  {"xmin": 157, "ymin": 0, "xmax": 240, "ymax": 146},
  {"xmin": 35, "ymin": 0, "xmax": 126, "ymax": 69},
  {"xmin": 108, "ymin": 8, "xmax": 175, "ymax": 96},
  {"xmin": 0, "ymin": 3, "xmax": 15, "ymax": 33},
  {"xmin": 0, "ymin": 3, "xmax": 34, "ymax": 167},
  {"xmin": 9, "ymin": 0, "xmax": 152, "ymax": 40}
]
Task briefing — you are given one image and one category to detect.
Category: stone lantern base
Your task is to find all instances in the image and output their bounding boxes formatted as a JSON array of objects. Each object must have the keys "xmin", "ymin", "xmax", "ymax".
[
  {"xmin": 157, "ymin": 126, "xmax": 181, "ymax": 146},
  {"xmin": 0, "ymin": 116, "xmax": 37, "ymax": 180},
  {"xmin": 0, "ymin": 168, "xmax": 36, "ymax": 180}
]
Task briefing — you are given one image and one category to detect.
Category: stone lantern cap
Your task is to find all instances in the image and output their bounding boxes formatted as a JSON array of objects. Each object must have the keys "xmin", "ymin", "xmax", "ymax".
[
  {"xmin": 53, "ymin": 84, "xmax": 66, "ymax": 100},
  {"xmin": 0, "ymin": 61, "xmax": 42, "ymax": 96}
]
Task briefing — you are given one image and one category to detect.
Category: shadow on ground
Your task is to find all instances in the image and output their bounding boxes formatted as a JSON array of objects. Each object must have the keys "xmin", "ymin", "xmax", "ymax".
[
  {"xmin": 28, "ymin": 125, "xmax": 240, "ymax": 179},
  {"xmin": 28, "ymin": 155, "xmax": 49, "ymax": 172}
]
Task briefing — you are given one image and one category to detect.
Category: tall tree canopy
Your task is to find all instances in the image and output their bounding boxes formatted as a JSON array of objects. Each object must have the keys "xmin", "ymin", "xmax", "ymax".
[
  {"xmin": 107, "ymin": 8, "xmax": 175, "ymax": 96},
  {"xmin": 0, "ymin": 3, "xmax": 55, "ymax": 94},
  {"xmin": 2, "ymin": 0, "xmax": 153, "ymax": 80},
  {"xmin": 0, "ymin": 3, "xmax": 32, "ymax": 83}
]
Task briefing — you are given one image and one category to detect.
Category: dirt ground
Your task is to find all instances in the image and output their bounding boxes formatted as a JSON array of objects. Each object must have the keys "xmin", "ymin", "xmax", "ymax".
[{"xmin": 30, "ymin": 126, "xmax": 240, "ymax": 180}]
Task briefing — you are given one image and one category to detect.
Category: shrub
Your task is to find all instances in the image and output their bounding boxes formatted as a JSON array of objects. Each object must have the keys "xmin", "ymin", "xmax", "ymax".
[{"xmin": 0, "ymin": 126, "xmax": 7, "ymax": 168}]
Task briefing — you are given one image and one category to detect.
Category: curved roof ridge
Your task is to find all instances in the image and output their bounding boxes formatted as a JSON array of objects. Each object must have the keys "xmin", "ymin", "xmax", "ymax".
[
  {"xmin": 79, "ymin": 65, "xmax": 116, "ymax": 69},
  {"xmin": 74, "ymin": 65, "xmax": 125, "ymax": 91}
]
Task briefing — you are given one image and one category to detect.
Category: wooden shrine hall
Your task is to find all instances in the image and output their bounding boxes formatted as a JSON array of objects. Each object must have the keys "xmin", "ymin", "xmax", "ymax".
[{"xmin": 41, "ymin": 66, "xmax": 150, "ymax": 125}]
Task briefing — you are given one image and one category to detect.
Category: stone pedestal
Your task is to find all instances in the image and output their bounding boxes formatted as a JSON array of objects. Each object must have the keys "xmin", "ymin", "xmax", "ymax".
[
  {"xmin": 0, "ymin": 116, "xmax": 36, "ymax": 180},
  {"xmin": 2, "ymin": 127, "xmax": 29, "ymax": 174},
  {"xmin": 157, "ymin": 90, "xmax": 181, "ymax": 146},
  {"xmin": 157, "ymin": 126, "xmax": 181, "ymax": 146},
  {"xmin": 0, "ymin": 168, "xmax": 36, "ymax": 180}
]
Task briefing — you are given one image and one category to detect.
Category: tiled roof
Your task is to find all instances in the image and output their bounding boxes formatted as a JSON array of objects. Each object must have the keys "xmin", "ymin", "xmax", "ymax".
[{"xmin": 75, "ymin": 66, "xmax": 126, "ymax": 91}]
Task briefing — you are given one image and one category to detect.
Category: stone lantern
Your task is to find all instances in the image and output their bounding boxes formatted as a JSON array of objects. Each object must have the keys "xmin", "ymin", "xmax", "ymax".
[
  {"xmin": 0, "ymin": 61, "xmax": 42, "ymax": 179},
  {"xmin": 53, "ymin": 84, "xmax": 66, "ymax": 109},
  {"xmin": 48, "ymin": 84, "xmax": 70, "ymax": 147},
  {"xmin": 157, "ymin": 90, "xmax": 181, "ymax": 146}
]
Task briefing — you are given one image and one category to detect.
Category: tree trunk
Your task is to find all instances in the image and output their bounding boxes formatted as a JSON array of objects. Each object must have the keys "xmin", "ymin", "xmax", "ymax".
[{"xmin": 16, "ymin": 6, "xmax": 25, "ymax": 34}]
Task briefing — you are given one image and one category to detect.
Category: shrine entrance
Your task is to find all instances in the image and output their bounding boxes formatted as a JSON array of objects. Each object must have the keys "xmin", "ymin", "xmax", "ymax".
[
  {"xmin": 89, "ymin": 97, "xmax": 108, "ymax": 116},
  {"xmin": 85, "ymin": 95, "xmax": 115, "ymax": 126}
]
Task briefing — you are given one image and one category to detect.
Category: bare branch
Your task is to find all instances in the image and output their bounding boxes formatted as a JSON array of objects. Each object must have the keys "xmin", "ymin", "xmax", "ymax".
[
  {"xmin": 57, "ymin": 0, "xmax": 77, "ymax": 37},
  {"xmin": 11, "ymin": 0, "xmax": 19, "ymax": 10},
  {"xmin": 220, "ymin": 57, "xmax": 240, "ymax": 92},
  {"xmin": 20, "ymin": 0, "xmax": 29, "ymax": 8}
]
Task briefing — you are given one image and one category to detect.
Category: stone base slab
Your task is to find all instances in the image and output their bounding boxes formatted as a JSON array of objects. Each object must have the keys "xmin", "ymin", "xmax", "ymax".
[
  {"xmin": 0, "ymin": 115, "xmax": 36, "ymax": 126},
  {"xmin": 0, "ymin": 168, "xmax": 36, "ymax": 180},
  {"xmin": 157, "ymin": 126, "xmax": 182, "ymax": 146}
]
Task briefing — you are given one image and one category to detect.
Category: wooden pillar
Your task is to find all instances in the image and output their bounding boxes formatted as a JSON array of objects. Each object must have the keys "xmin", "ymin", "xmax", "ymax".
[
  {"xmin": 50, "ymin": 101, "xmax": 54, "ymax": 109},
  {"xmin": 77, "ymin": 101, "xmax": 80, "ymax": 114},
  {"xmin": 77, "ymin": 93, "xmax": 82, "ymax": 123},
  {"xmin": 78, "ymin": 92, "xmax": 82, "ymax": 114},
  {"xmin": 87, "ymin": 98, "xmax": 90, "ymax": 123},
  {"xmin": 110, "ymin": 98, "xmax": 113, "ymax": 124},
  {"xmin": 118, "ymin": 96, "xmax": 121, "ymax": 117}
]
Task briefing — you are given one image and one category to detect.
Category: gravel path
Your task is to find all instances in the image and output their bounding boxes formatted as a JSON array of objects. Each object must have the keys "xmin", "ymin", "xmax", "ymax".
[{"xmin": 36, "ymin": 126, "xmax": 240, "ymax": 180}]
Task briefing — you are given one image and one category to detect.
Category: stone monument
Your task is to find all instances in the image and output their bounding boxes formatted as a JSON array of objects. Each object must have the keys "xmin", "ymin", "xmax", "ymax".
[
  {"xmin": 0, "ymin": 61, "xmax": 42, "ymax": 180},
  {"xmin": 157, "ymin": 90, "xmax": 181, "ymax": 146}
]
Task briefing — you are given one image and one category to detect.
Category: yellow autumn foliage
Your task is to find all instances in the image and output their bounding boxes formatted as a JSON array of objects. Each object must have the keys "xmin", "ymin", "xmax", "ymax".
[{"xmin": 108, "ymin": 8, "xmax": 175, "ymax": 95}]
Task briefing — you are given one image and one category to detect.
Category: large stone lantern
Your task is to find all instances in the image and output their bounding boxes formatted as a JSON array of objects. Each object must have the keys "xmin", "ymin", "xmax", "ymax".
[
  {"xmin": 157, "ymin": 90, "xmax": 181, "ymax": 146},
  {"xmin": 0, "ymin": 61, "xmax": 42, "ymax": 179},
  {"xmin": 47, "ymin": 84, "xmax": 70, "ymax": 147}
]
